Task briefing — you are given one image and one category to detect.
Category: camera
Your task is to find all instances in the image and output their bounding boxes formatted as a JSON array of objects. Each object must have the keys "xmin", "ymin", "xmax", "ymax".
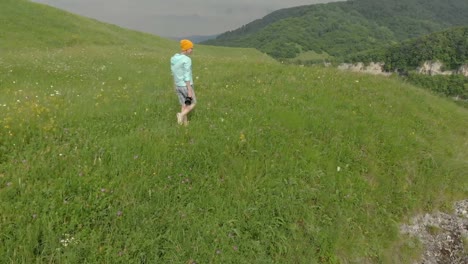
[{"xmin": 184, "ymin": 96, "xmax": 193, "ymax": 105}]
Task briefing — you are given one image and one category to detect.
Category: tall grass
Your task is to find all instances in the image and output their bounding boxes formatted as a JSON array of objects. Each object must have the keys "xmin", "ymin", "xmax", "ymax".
[{"xmin": 1, "ymin": 1, "xmax": 467, "ymax": 263}]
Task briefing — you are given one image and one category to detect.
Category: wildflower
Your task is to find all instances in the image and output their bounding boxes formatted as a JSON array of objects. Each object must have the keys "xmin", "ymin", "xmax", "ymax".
[
  {"xmin": 337, "ymin": 166, "xmax": 341, "ymax": 172},
  {"xmin": 118, "ymin": 77, "xmax": 122, "ymax": 81},
  {"xmin": 60, "ymin": 234, "xmax": 76, "ymax": 247},
  {"xmin": 233, "ymin": 245, "xmax": 239, "ymax": 251},
  {"xmin": 117, "ymin": 210, "xmax": 123, "ymax": 217},
  {"xmin": 239, "ymin": 133, "xmax": 246, "ymax": 142}
]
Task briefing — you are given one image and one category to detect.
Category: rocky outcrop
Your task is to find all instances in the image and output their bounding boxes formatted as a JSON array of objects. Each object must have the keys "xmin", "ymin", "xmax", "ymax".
[
  {"xmin": 457, "ymin": 65, "xmax": 468, "ymax": 76},
  {"xmin": 337, "ymin": 62, "xmax": 391, "ymax": 76},
  {"xmin": 338, "ymin": 61, "xmax": 468, "ymax": 77},
  {"xmin": 417, "ymin": 61, "xmax": 455, "ymax": 76},
  {"xmin": 416, "ymin": 61, "xmax": 468, "ymax": 77},
  {"xmin": 400, "ymin": 200, "xmax": 468, "ymax": 264}
]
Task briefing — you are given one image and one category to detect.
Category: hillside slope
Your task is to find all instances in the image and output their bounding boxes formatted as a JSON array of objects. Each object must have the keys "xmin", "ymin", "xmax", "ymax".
[
  {"xmin": 202, "ymin": 0, "xmax": 468, "ymax": 59},
  {"xmin": 1, "ymin": 1, "xmax": 467, "ymax": 263},
  {"xmin": 0, "ymin": 0, "xmax": 177, "ymax": 50}
]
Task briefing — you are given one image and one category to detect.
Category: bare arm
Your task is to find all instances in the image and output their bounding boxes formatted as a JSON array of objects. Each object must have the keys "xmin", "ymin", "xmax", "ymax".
[{"xmin": 186, "ymin": 81, "xmax": 193, "ymax": 98}]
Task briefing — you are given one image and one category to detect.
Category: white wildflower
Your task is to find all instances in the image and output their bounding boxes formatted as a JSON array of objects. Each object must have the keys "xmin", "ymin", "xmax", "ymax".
[{"xmin": 60, "ymin": 234, "xmax": 77, "ymax": 247}]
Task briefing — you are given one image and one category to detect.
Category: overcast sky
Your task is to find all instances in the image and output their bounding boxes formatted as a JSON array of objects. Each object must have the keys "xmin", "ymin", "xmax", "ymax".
[{"xmin": 31, "ymin": 0, "xmax": 342, "ymax": 37}]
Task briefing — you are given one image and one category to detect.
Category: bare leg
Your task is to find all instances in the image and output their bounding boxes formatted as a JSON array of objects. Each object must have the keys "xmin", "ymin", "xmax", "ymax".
[{"xmin": 181, "ymin": 104, "xmax": 195, "ymax": 125}]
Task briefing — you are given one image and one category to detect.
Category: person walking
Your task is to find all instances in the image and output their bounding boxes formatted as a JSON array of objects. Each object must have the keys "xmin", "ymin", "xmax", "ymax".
[{"xmin": 171, "ymin": 39, "xmax": 196, "ymax": 125}]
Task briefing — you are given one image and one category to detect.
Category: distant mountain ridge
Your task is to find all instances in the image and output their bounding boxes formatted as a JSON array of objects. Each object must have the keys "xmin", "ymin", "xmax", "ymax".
[
  {"xmin": 202, "ymin": 0, "xmax": 468, "ymax": 60},
  {"xmin": 185, "ymin": 34, "xmax": 219, "ymax": 43},
  {"xmin": 166, "ymin": 34, "xmax": 219, "ymax": 44}
]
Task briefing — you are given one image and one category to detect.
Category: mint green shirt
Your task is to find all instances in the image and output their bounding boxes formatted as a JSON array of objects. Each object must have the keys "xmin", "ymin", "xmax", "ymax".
[{"xmin": 170, "ymin": 53, "xmax": 193, "ymax": 87}]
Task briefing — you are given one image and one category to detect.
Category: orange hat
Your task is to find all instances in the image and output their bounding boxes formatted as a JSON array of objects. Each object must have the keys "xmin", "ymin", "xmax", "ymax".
[{"xmin": 180, "ymin": 39, "xmax": 194, "ymax": 51}]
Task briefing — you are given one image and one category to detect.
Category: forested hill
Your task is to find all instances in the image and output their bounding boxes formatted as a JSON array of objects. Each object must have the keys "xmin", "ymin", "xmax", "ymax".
[
  {"xmin": 202, "ymin": 0, "xmax": 468, "ymax": 60},
  {"xmin": 351, "ymin": 26, "xmax": 468, "ymax": 72}
]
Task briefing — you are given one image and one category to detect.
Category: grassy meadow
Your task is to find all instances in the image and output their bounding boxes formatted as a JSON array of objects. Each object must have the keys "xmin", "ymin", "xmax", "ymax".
[{"xmin": 1, "ymin": 1, "xmax": 468, "ymax": 263}]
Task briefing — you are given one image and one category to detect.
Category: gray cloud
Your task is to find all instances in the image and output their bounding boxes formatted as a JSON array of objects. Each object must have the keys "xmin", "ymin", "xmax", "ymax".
[{"xmin": 31, "ymin": 0, "xmax": 343, "ymax": 37}]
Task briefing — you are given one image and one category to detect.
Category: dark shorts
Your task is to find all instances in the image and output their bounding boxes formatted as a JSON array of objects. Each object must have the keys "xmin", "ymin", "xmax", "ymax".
[{"xmin": 175, "ymin": 86, "xmax": 196, "ymax": 105}]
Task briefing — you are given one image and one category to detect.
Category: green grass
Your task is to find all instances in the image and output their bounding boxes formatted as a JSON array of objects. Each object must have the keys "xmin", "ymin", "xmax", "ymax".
[{"xmin": 1, "ymin": 1, "xmax": 468, "ymax": 263}]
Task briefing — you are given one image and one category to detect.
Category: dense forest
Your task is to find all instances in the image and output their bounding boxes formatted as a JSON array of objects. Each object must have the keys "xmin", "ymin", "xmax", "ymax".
[
  {"xmin": 350, "ymin": 27, "xmax": 468, "ymax": 72},
  {"xmin": 202, "ymin": 0, "xmax": 468, "ymax": 60}
]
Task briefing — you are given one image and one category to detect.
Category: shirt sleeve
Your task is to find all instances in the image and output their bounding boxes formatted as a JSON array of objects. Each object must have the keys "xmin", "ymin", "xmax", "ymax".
[{"xmin": 183, "ymin": 57, "xmax": 192, "ymax": 82}]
